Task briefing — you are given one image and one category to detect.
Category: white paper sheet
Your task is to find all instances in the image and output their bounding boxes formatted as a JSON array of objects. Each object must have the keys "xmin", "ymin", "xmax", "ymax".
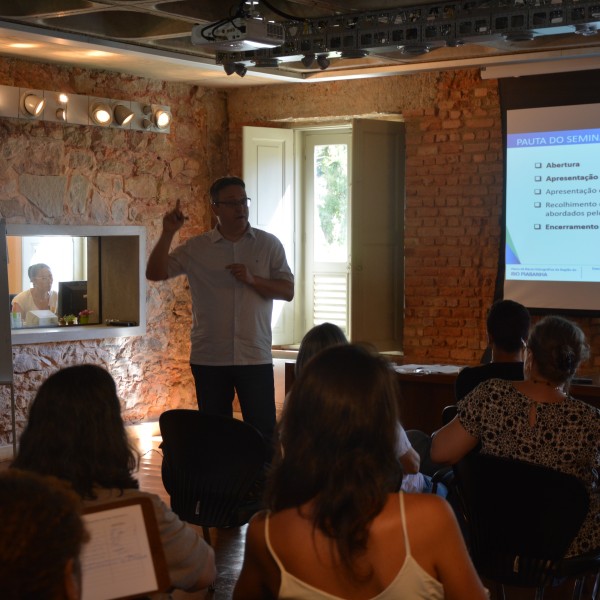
[{"xmin": 81, "ymin": 504, "xmax": 158, "ymax": 600}]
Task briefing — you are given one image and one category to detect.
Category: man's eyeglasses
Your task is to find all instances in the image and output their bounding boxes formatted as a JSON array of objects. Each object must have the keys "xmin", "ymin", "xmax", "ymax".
[{"xmin": 214, "ymin": 198, "xmax": 251, "ymax": 208}]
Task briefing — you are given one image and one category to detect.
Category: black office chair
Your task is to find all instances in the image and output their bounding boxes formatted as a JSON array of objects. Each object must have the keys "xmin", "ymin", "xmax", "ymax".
[
  {"xmin": 453, "ymin": 452, "xmax": 600, "ymax": 599},
  {"xmin": 159, "ymin": 409, "xmax": 268, "ymax": 547}
]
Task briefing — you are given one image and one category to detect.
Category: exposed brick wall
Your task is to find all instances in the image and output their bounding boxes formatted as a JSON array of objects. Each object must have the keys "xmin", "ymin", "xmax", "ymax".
[
  {"xmin": 402, "ymin": 70, "xmax": 503, "ymax": 364},
  {"xmin": 227, "ymin": 68, "xmax": 600, "ymax": 373}
]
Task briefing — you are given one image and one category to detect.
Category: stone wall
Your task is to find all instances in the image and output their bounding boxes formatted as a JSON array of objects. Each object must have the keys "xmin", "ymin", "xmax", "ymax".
[
  {"xmin": 0, "ymin": 57, "xmax": 228, "ymax": 444},
  {"xmin": 226, "ymin": 68, "xmax": 600, "ymax": 373}
]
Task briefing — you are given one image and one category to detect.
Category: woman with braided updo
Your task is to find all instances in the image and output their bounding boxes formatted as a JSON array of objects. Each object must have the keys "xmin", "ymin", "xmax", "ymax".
[{"xmin": 432, "ymin": 315, "xmax": 600, "ymax": 557}]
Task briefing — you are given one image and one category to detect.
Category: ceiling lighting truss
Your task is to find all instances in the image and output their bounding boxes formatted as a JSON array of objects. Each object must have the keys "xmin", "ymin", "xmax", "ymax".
[
  {"xmin": 0, "ymin": 85, "xmax": 171, "ymax": 133},
  {"xmin": 215, "ymin": 0, "xmax": 600, "ymax": 68}
]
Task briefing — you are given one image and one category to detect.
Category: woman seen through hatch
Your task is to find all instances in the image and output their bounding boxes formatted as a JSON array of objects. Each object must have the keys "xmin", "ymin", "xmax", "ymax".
[{"xmin": 11, "ymin": 263, "xmax": 58, "ymax": 320}]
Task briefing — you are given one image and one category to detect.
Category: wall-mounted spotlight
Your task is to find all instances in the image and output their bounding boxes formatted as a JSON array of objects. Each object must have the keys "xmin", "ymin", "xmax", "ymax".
[
  {"xmin": 301, "ymin": 53, "xmax": 316, "ymax": 68},
  {"xmin": 316, "ymin": 54, "xmax": 330, "ymax": 70},
  {"xmin": 21, "ymin": 92, "xmax": 45, "ymax": 117},
  {"xmin": 113, "ymin": 104, "xmax": 134, "ymax": 126},
  {"xmin": 154, "ymin": 108, "xmax": 171, "ymax": 129},
  {"xmin": 55, "ymin": 92, "xmax": 68, "ymax": 121},
  {"xmin": 143, "ymin": 105, "xmax": 172, "ymax": 130},
  {"xmin": 90, "ymin": 102, "xmax": 112, "ymax": 126}
]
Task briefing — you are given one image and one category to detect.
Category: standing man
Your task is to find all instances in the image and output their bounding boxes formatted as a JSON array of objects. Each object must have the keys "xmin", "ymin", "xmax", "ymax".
[{"xmin": 146, "ymin": 176, "xmax": 294, "ymax": 451}]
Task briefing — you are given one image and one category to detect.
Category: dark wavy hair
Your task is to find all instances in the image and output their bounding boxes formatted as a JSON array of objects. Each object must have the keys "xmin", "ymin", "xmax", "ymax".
[
  {"xmin": 267, "ymin": 344, "xmax": 402, "ymax": 579},
  {"xmin": 295, "ymin": 322, "xmax": 348, "ymax": 377},
  {"xmin": 209, "ymin": 176, "xmax": 245, "ymax": 203},
  {"xmin": 527, "ymin": 316, "xmax": 589, "ymax": 386},
  {"xmin": 0, "ymin": 469, "xmax": 88, "ymax": 600},
  {"xmin": 487, "ymin": 299, "xmax": 530, "ymax": 353},
  {"xmin": 12, "ymin": 364, "xmax": 140, "ymax": 499}
]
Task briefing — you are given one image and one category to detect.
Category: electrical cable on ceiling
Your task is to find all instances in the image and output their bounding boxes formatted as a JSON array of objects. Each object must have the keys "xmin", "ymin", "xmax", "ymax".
[{"xmin": 259, "ymin": 0, "xmax": 310, "ymax": 22}]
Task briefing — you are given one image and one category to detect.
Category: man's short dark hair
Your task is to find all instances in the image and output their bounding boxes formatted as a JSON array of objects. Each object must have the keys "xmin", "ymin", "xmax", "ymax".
[
  {"xmin": 486, "ymin": 299, "xmax": 531, "ymax": 353},
  {"xmin": 209, "ymin": 176, "xmax": 245, "ymax": 203}
]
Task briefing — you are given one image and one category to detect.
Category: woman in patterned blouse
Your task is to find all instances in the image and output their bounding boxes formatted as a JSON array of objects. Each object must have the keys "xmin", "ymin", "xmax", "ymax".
[{"xmin": 431, "ymin": 315, "xmax": 600, "ymax": 556}]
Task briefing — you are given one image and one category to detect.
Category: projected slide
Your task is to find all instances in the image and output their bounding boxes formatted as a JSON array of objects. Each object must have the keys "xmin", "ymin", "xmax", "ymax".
[{"xmin": 505, "ymin": 104, "xmax": 600, "ymax": 285}]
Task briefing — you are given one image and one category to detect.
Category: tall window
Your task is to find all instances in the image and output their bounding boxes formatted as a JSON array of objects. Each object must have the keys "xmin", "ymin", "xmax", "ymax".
[
  {"xmin": 304, "ymin": 131, "xmax": 351, "ymax": 334},
  {"xmin": 243, "ymin": 120, "xmax": 405, "ymax": 351}
]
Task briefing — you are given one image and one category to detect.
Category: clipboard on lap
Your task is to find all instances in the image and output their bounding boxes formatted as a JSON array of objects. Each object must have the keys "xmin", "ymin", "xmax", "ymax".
[{"xmin": 81, "ymin": 496, "xmax": 171, "ymax": 600}]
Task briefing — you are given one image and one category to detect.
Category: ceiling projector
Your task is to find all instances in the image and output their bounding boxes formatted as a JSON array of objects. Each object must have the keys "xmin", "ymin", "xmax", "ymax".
[{"xmin": 191, "ymin": 18, "xmax": 285, "ymax": 52}]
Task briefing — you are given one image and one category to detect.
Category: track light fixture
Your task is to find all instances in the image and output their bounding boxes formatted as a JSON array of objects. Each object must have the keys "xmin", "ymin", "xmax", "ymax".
[
  {"xmin": 254, "ymin": 57, "xmax": 279, "ymax": 68},
  {"xmin": 341, "ymin": 49, "xmax": 369, "ymax": 59},
  {"xmin": 90, "ymin": 102, "xmax": 112, "ymax": 126},
  {"xmin": 113, "ymin": 104, "xmax": 134, "ymax": 126},
  {"xmin": 0, "ymin": 84, "xmax": 171, "ymax": 133},
  {"xmin": 316, "ymin": 54, "xmax": 330, "ymax": 70},
  {"xmin": 21, "ymin": 92, "xmax": 45, "ymax": 117}
]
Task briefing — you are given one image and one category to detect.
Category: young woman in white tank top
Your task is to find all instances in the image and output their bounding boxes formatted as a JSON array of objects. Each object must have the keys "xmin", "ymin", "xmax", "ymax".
[{"xmin": 233, "ymin": 345, "xmax": 487, "ymax": 600}]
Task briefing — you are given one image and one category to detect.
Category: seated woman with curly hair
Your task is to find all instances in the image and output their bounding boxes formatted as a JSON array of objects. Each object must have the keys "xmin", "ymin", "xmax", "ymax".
[{"xmin": 432, "ymin": 315, "xmax": 600, "ymax": 557}]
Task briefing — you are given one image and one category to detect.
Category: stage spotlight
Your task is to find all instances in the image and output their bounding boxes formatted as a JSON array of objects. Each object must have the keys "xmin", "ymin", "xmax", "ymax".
[
  {"xmin": 234, "ymin": 63, "xmax": 247, "ymax": 77},
  {"xmin": 316, "ymin": 54, "xmax": 330, "ymax": 70},
  {"xmin": 301, "ymin": 53, "xmax": 315, "ymax": 68}
]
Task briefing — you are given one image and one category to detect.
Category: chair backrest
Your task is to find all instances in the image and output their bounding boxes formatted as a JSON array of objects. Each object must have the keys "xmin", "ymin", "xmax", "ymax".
[
  {"xmin": 454, "ymin": 452, "xmax": 590, "ymax": 588},
  {"xmin": 442, "ymin": 404, "xmax": 458, "ymax": 425},
  {"xmin": 159, "ymin": 410, "xmax": 268, "ymax": 529}
]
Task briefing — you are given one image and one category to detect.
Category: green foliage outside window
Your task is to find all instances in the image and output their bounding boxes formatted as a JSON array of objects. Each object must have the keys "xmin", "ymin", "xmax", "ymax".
[{"xmin": 315, "ymin": 145, "xmax": 348, "ymax": 247}]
